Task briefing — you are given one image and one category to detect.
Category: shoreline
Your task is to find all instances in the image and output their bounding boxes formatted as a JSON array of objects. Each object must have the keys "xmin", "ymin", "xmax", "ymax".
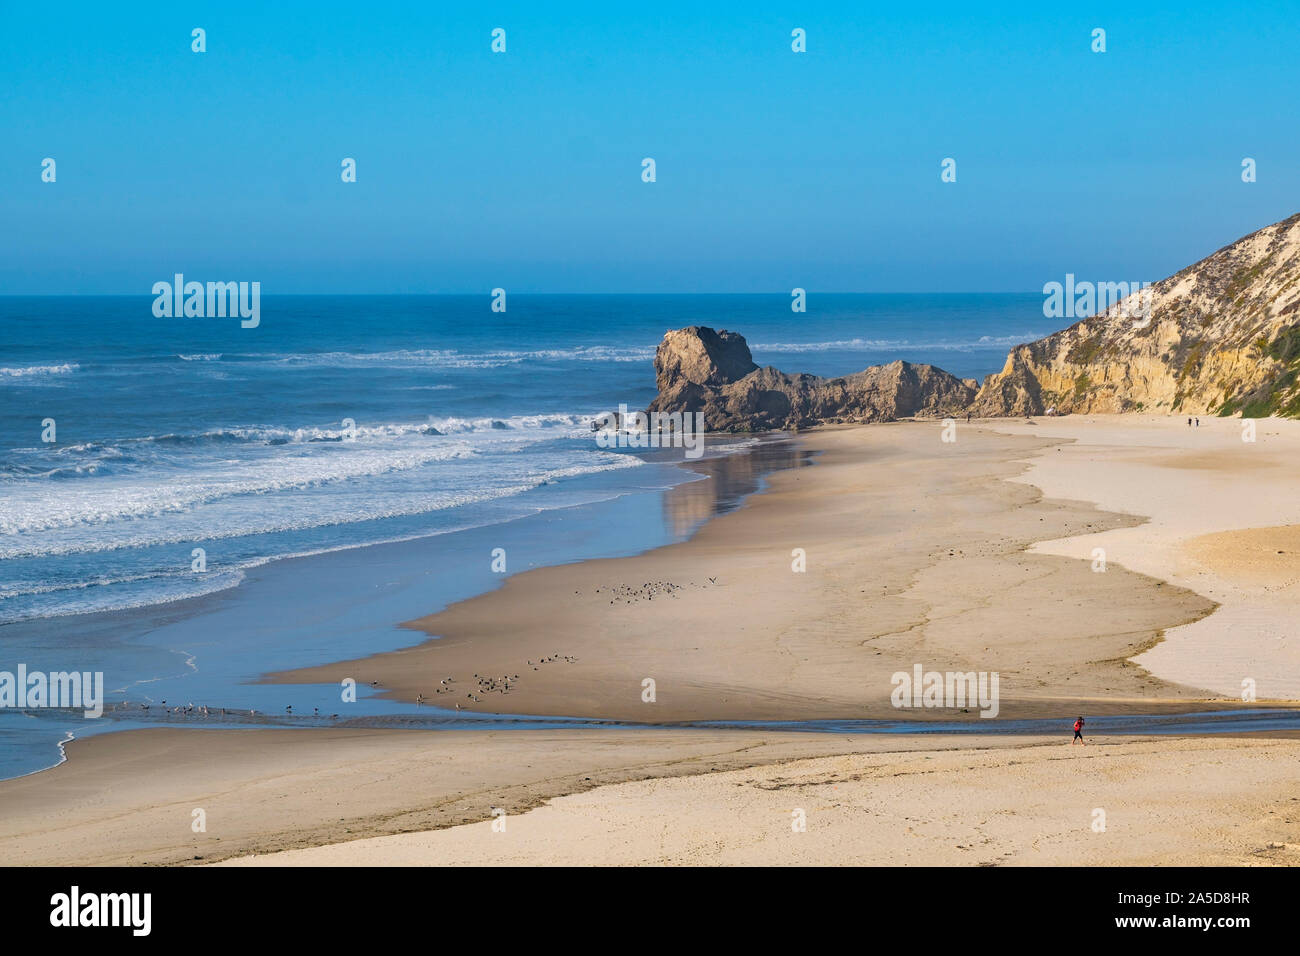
[
  {"xmin": 0, "ymin": 435, "xmax": 802, "ymax": 781},
  {"xmin": 272, "ymin": 419, "xmax": 1233, "ymax": 721},
  {"xmin": 5, "ymin": 414, "xmax": 1300, "ymax": 865}
]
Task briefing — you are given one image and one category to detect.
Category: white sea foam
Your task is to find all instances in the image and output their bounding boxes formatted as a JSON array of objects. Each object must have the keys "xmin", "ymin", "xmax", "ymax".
[
  {"xmin": 0, "ymin": 440, "xmax": 482, "ymax": 538},
  {"xmin": 752, "ymin": 334, "xmax": 1043, "ymax": 353},
  {"xmin": 0, "ymin": 362, "xmax": 79, "ymax": 378},
  {"xmin": 5, "ymin": 412, "xmax": 598, "ymax": 451},
  {"xmin": 0, "ymin": 569, "xmax": 249, "ymax": 623},
  {"xmin": 700, "ymin": 438, "xmax": 762, "ymax": 455},
  {"xmin": 421, "ymin": 412, "xmax": 594, "ymax": 436},
  {"xmin": 0, "ymin": 410, "xmax": 646, "ymax": 556},
  {"xmin": 0, "ymin": 459, "xmax": 665, "ymax": 621},
  {"xmin": 0, "ymin": 453, "xmax": 644, "ymax": 559},
  {"xmin": 241, "ymin": 346, "xmax": 654, "ymax": 369}
]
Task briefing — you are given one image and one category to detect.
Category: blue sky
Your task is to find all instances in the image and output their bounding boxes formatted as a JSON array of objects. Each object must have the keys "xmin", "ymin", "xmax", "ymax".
[{"xmin": 2, "ymin": 1, "xmax": 1296, "ymax": 293}]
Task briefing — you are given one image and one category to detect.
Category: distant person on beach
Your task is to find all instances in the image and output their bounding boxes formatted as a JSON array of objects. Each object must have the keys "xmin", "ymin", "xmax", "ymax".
[
  {"xmin": 1187, "ymin": 417, "xmax": 1192, "ymax": 427},
  {"xmin": 1195, "ymin": 417, "xmax": 1200, "ymax": 427},
  {"xmin": 1072, "ymin": 715, "xmax": 1086, "ymax": 745}
]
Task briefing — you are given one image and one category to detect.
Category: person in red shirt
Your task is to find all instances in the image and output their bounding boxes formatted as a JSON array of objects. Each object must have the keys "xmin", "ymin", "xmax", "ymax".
[{"xmin": 1072, "ymin": 716, "xmax": 1086, "ymax": 745}]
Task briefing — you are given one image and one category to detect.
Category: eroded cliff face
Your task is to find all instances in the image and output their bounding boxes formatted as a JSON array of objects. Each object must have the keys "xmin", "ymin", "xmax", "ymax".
[
  {"xmin": 646, "ymin": 326, "xmax": 976, "ymax": 431},
  {"xmin": 972, "ymin": 212, "xmax": 1300, "ymax": 417},
  {"xmin": 644, "ymin": 213, "xmax": 1300, "ymax": 431}
]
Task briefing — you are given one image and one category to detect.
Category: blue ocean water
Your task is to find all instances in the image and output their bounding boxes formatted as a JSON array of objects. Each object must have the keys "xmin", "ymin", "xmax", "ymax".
[
  {"xmin": 0, "ymin": 293, "xmax": 1049, "ymax": 778},
  {"xmin": 0, "ymin": 293, "xmax": 1044, "ymax": 624}
]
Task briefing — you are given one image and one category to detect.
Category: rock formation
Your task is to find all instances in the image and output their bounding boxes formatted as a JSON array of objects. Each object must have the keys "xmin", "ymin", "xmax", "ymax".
[
  {"xmin": 646, "ymin": 326, "xmax": 977, "ymax": 431},
  {"xmin": 645, "ymin": 212, "xmax": 1300, "ymax": 431},
  {"xmin": 972, "ymin": 211, "xmax": 1300, "ymax": 417}
]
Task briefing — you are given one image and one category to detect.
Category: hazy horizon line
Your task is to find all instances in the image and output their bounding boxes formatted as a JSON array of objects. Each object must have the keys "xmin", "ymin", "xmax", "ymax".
[{"xmin": 0, "ymin": 290, "xmax": 1046, "ymax": 298}]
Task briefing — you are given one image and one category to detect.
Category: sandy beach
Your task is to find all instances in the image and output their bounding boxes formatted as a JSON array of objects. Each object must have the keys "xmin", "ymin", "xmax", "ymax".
[
  {"xmin": 989, "ymin": 416, "xmax": 1300, "ymax": 700},
  {"xmin": 10, "ymin": 3, "xmax": 1298, "ymax": 894},
  {"xmin": 222, "ymin": 735, "xmax": 1300, "ymax": 867},
  {"xmin": 4, "ymin": 415, "xmax": 1299, "ymax": 866},
  {"xmin": 275, "ymin": 419, "xmax": 1235, "ymax": 720},
  {"xmin": 2, "ymin": 726, "xmax": 1297, "ymax": 867},
  {"xmin": 0, "ymin": 726, "xmax": 875, "ymax": 866}
]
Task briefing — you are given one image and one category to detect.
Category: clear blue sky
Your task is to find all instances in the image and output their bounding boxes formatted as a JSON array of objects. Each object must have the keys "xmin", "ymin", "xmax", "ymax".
[{"xmin": 2, "ymin": 1, "xmax": 1296, "ymax": 293}]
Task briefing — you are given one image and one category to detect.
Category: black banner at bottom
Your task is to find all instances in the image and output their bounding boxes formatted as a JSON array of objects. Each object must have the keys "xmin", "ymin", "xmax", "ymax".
[{"xmin": 4, "ymin": 865, "xmax": 1280, "ymax": 942}]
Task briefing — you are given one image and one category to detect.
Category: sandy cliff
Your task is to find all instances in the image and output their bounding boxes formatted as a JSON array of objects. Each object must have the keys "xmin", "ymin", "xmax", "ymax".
[{"xmin": 973, "ymin": 212, "xmax": 1300, "ymax": 417}]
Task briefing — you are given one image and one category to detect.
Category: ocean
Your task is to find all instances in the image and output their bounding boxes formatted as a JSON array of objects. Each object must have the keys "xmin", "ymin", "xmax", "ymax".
[{"xmin": 0, "ymin": 293, "xmax": 1046, "ymax": 777}]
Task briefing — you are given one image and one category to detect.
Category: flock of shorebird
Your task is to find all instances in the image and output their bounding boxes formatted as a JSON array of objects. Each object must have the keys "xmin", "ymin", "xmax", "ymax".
[
  {"xmin": 588, "ymin": 580, "xmax": 696, "ymax": 605},
  {"xmin": 102, "ymin": 579, "xmax": 705, "ymax": 722},
  {"xmin": 410, "ymin": 653, "xmax": 580, "ymax": 710},
  {"xmin": 108, "ymin": 646, "xmax": 600, "ymax": 719},
  {"xmin": 112, "ymin": 656, "xmax": 576, "ymax": 719},
  {"xmin": 106, "ymin": 580, "xmax": 698, "ymax": 720},
  {"xmin": 111, "ymin": 700, "xmax": 340, "ymax": 720}
]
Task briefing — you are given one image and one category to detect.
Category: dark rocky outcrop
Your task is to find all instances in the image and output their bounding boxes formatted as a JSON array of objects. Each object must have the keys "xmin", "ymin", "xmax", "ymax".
[{"xmin": 646, "ymin": 326, "xmax": 977, "ymax": 431}]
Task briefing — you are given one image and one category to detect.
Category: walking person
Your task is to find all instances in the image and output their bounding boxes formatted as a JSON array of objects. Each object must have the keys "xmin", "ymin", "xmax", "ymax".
[{"xmin": 1072, "ymin": 715, "xmax": 1086, "ymax": 745}]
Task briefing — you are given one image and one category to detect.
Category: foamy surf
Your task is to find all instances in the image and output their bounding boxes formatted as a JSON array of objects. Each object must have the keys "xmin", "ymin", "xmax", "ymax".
[
  {"xmin": 0, "ymin": 293, "xmax": 1047, "ymax": 623},
  {"xmin": 0, "ymin": 362, "xmax": 80, "ymax": 378}
]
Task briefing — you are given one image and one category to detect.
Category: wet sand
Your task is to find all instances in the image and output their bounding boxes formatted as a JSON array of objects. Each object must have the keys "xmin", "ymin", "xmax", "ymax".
[{"xmin": 274, "ymin": 422, "xmax": 1221, "ymax": 721}]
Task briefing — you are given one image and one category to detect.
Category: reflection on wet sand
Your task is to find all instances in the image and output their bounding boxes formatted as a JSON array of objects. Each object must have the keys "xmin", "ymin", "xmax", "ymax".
[{"xmin": 659, "ymin": 437, "xmax": 814, "ymax": 539}]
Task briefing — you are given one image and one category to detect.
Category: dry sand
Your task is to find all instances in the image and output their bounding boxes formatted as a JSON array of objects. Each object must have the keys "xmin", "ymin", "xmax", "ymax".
[
  {"xmin": 0, "ymin": 726, "xmax": 993, "ymax": 866},
  {"xmin": 4, "ymin": 725, "xmax": 1297, "ymax": 868},
  {"xmin": 985, "ymin": 415, "xmax": 1300, "ymax": 700},
  {"xmin": 221, "ymin": 736, "xmax": 1300, "ymax": 867}
]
